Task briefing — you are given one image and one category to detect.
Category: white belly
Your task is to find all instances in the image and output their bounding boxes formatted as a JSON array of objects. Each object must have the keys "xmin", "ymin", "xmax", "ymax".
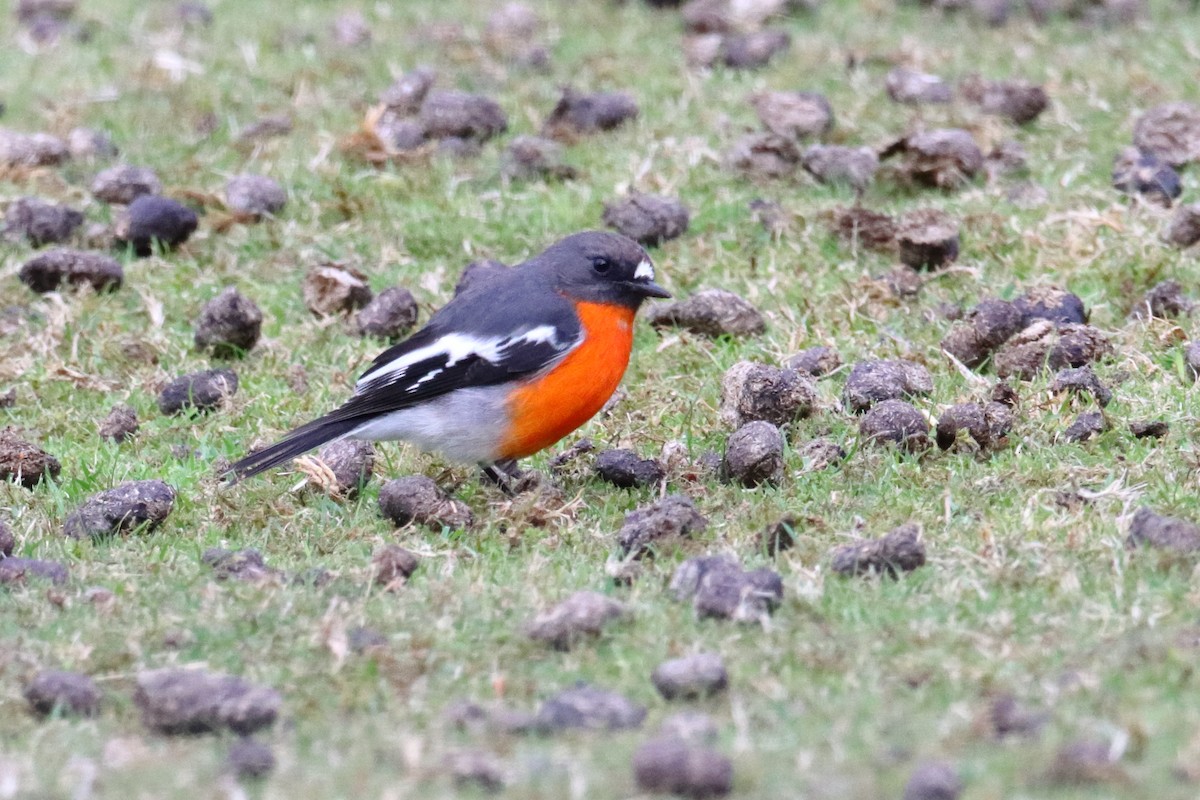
[{"xmin": 346, "ymin": 386, "xmax": 510, "ymax": 464}]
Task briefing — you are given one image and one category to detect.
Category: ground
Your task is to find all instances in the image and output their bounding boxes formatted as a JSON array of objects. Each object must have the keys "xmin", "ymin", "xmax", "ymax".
[{"xmin": 2, "ymin": 0, "xmax": 1200, "ymax": 797}]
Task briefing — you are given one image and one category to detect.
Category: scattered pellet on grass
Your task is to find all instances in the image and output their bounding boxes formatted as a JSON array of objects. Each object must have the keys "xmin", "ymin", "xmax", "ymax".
[
  {"xmin": 0, "ymin": 520, "xmax": 12, "ymax": 556},
  {"xmin": 961, "ymin": 76, "xmax": 1049, "ymax": 124},
  {"xmin": 646, "ymin": 288, "xmax": 765, "ymax": 337},
  {"xmin": 62, "ymin": 479, "xmax": 176, "ymax": 539},
  {"xmin": 0, "ymin": 428, "xmax": 61, "ymax": 488},
  {"xmin": 802, "ymin": 144, "xmax": 878, "ymax": 190},
  {"xmin": 719, "ymin": 361, "xmax": 816, "ymax": 429},
  {"xmin": 302, "ymin": 264, "xmax": 373, "ymax": 316},
  {"xmin": 602, "ymin": 193, "xmax": 689, "ymax": 246},
  {"xmin": 115, "ymin": 195, "xmax": 198, "ymax": 256},
  {"xmin": 831, "ymin": 522, "xmax": 926, "ymax": 577},
  {"xmin": 633, "ymin": 737, "xmax": 733, "ymax": 798},
  {"xmin": 726, "ymin": 132, "xmax": 801, "ymax": 178},
  {"xmin": 618, "ymin": 494, "xmax": 708, "ymax": 558},
  {"xmin": 542, "ymin": 87, "xmax": 638, "ymax": 139},
  {"xmin": 652, "ymin": 653, "xmax": 728, "ymax": 700},
  {"xmin": 1112, "ymin": 147, "xmax": 1181, "ymax": 205},
  {"xmin": 1046, "ymin": 739, "xmax": 1127, "ymax": 786},
  {"xmin": 860, "ymin": 400, "xmax": 931, "ymax": 451},
  {"xmin": 378, "ymin": 476, "xmax": 473, "ymax": 530},
  {"xmin": 371, "ymin": 544, "xmax": 420, "ymax": 587},
  {"xmin": 985, "ymin": 139, "xmax": 1029, "ymax": 179},
  {"xmin": 98, "ymin": 403, "xmax": 138, "ymax": 443},
  {"xmin": 594, "ymin": 448, "xmax": 665, "ymax": 488},
  {"xmin": 501, "ymin": 135, "xmax": 577, "ymax": 181},
  {"xmin": 67, "ymin": 127, "xmax": 117, "ymax": 160},
  {"xmin": 201, "ymin": 548, "xmax": 281, "ymax": 583},
  {"xmin": 721, "ymin": 29, "xmax": 790, "ymax": 68},
  {"xmin": 1129, "ymin": 280, "xmax": 1194, "ymax": 320},
  {"xmin": 885, "ymin": 67, "xmax": 953, "ymax": 105},
  {"xmin": 993, "ymin": 321, "xmax": 1111, "ymax": 380},
  {"xmin": 134, "ymin": 668, "xmax": 281, "ymax": 736},
  {"xmin": 237, "ymin": 114, "xmax": 292, "ymax": 143},
  {"xmin": 1133, "ymin": 101, "xmax": 1200, "ymax": 167},
  {"xmin": 535, "ymin": 684, "xmax": 646, "ymax": 732},
  {"xmin": 353, "ymin": 286, "xmax": 417, "ymax": 339},
  {"xmin": 419, "ymin": 90, "xmax": 508, "ymax": 143},
  {"xmin": 1126, "ymin": 506, "xmax": 1200, "ymax": 555},
  {"xmin": 1061, "ymin": 410, "xmax": 1105, "ymax": 443},
  {"xmin": 311, "ymin": 439, "xmax": 375, "ymax": 497},
  {"xmin": 226, "ymin": 737, "xmax": 275, "ymax": 780},
  {"xmin": 158, "ymin": 368, "xmax": 238, "ymax": 415},
  {"xmin": 687, "ymin": 560, "xmax": 783, "ymax": 622},
  {"xmin": 4, "ymin": 197, "xmax": 83, "ymax": 247},
  {"xmin": 194, "ymin": 287, "xmax": 262, "ymax": 357},
  {"xmin": 748, "ymin": 198, "xmax": 789, "ymax": 234},
  {"xmin": 786, "ymin": 346, "xmax": 840, "ymax": 377},
  {"xmin": 896, "ymin": 209, "xmax": 959, "ymax": 269},
  {"xmin": 843, "ymin": 359, "xmax": 932, "ymax": 413},
  {"xmin": 1129, "ymin": 420, "xmax": 1168, "ymax": 439},
  {"xmin": 331, "ymin": 10, "xmax": 371, "ymax": 46},
  {"xmin": 987, "ymin": 693, "xmax": 1047, "ymax": 739},
  {"xmin": 902, "ymin": 760, "xmax": 963, "ymax": 800},
  {"xmin": 722, "ymin": 420, "xmax": 784, "ymax": 487},
  {"xmin": 445, "ymin": 749, "xmax": 504, "ymax": 793},
  {"xmin": 1051, "ymin": 365, "xmax": 1112, "ymax": 406},
  {"xmin": 0, "ymin": 557, "xmax": 68, "ymax": 586},
  {"xmin": 526, "ymin": 590, "xmax": 626, "ymax": 650},
  {"xmin": 1166, "ymin": 203, "xmax": 1200, "ymax": 248},
  {"xmin": 90, "ymin": 164, "xmax": 160, "ymax": 205},
  {"xmin": 380, "ymin": 67, "xmax": 436, "ymax": 115},
  {"xmin": 0, "ymin": 127, "xmax": 68, "ymax": 167},
  {"xmin": 18, "ymin": 248, "xmax": 122, "ymax": 293},
  {"xmin": 796, "ymin": 437, "xmax": 846, "ymax": 471},
  {"xmin": 225, "ymin": 174, "xmax": 287, "ymax": 220},
  {"xmin": 24, "ymin": 670, "xmax": 100, "ymax": 717},
  {"xmin": 658, "ymin": 711, "xmax": 720, "ymax": 744},
  {"xmin": 883, "ymin": 129, "xmax": 984, "ymax": 189},
  {"xmin": 941, "ymin": 299, "xmax": 1025, "ymax": 368},
  {"xmin": 751, "ymin": 90, "xmax": 832, "ymax": 140}
]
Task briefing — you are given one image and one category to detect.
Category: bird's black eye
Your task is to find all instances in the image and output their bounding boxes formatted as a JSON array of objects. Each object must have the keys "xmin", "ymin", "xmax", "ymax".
[{"xmin": 591, "ymin": 257, "xmax": 611, "ymax": 274}]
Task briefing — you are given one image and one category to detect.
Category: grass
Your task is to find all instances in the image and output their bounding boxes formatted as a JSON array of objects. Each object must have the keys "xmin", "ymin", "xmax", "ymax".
[{"xmin": 3, "ymin": 0, "xmax": 1200, "ymax": 797}]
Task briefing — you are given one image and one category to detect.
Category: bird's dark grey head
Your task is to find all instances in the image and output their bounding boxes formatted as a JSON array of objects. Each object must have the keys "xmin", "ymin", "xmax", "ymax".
[{"xmin": 536, "ymin": 230, "xmax": 670, "ymax": 308}]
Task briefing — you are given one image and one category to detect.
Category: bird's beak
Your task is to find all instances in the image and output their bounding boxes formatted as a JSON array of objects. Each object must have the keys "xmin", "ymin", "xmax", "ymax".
[{"xmin": 629, "ymin": 279, "xmax": 671, "ymax": 299}]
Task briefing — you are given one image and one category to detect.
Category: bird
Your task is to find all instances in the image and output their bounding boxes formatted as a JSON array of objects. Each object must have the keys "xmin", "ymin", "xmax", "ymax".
[{"xmin": 227, "ymin": 230, "xmax": 670, "ymax": 484}]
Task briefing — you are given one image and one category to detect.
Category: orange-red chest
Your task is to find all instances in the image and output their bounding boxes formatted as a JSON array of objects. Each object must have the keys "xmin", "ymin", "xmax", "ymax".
[{"xmin": 499, "ymin": 301, "xmax": 636, "ymax": 460}]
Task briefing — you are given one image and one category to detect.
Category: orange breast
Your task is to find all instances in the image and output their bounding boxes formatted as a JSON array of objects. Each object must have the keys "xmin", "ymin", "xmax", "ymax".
[{"xmin": 499, "ymin": 301, "xmax": 636, "ymax": 460}]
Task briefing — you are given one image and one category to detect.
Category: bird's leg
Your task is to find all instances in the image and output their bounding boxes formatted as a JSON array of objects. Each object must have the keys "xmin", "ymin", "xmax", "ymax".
[{"xmin": 479, "ymin": 458, "xmax": 523, "ymax": 496}]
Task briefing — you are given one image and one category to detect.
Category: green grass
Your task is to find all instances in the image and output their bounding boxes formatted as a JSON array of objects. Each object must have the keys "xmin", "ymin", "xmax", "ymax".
[{"xmin": 4, "ymin": 0, "xmax": 1200, "ymax": 797}]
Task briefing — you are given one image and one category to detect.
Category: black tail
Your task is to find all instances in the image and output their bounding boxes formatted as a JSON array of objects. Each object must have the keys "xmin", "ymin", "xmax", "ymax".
[{"xmin": 225, "ymin": 415, "xmax": 363, "ymax": 483}]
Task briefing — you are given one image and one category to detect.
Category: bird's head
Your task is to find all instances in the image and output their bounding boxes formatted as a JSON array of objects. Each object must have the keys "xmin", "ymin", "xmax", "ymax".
[{"xmin": 540, "ymin": 231, "xmax": 670, "ymax": 309}]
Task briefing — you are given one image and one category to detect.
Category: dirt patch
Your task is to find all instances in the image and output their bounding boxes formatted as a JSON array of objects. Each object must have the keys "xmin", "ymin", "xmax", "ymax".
[
  {"xmin": 4, "ymin": 197, "xmax": 83, "ymax": 247},
  {"xmin": 617, "ymin": 494, "xmax": 708, "ymax": 558},
  {"xmin": 194, "ymin": 287, "xmax": 262, "ymax": 357},
  {"xmin": 885, "ymin": 67, "xmax": 952, "ymax": 105},
  {"xmin": 726, "ymin": 133, "xmax": 801, "ymax": 178},
  {"xmin": 602, "ymin": 193, "xmax": 689, "ymax": 246},
  {"xmin": 542, "ymin": 88, "xmax": 638, "ymax": 139},
  {"xmin": 647, "ymin": 289, "xmax": 765, "ymax": 337},
  {"xmin": 719, "ymin": 361, "xmax": 816, "ymax": 429},
  {"xmin": 751, "ymin": 90, "xmax": 832, "ymax": 140},
  {"xmin": 378, "ymin": 476, "xmax": 473, "ymax": 530},
  {"xmin": 830, "ymin": 522, "xmax": 926, "ymax": 577},
  {"xmin": 651, "ymin": 653, "xmax": 728, "ymax": 700},
  {"xmin": 24, "ymin": 670, "xmax": 100, "ymax": 717},
  {"xmin": 371, "ymin": 544, "xmax": 420, "ymax": 588},
  {"xmin": 18, "ymin": 248, "xmax": 123, "ymax": 293},
  {"xmin": 526, "ymin": 590, "xmax": 626, "ymax": 650},
  {"xmin": 115, "ymin": 195, "xmax": 198, "ymax": 256},
  {"xmin": 134, "ymin": 668, "xmax": 281, "ymax": 736},
  {"xmin": 633, "ymin": 737, "xmax": 734, "ymax": 798},
  {"xmin": 63, "ymin": 479, "xmax": 176, "ymax": 539},
  {"xmin": 722, "ymin": 420, "xmax": 784, "ymax": 486},
  {"xmin": 158, "ymin": 368, "xmax": 238, "ymax": 415},
  {"xmin": 594, "ymin": 448, "xmax": 665, "ymax": 488},
  {"xmin": 302, "ymin": 264, "xmax": 373, "ymax": 316},
  {"xmin": 802, "ymin": 144, "xmax": 878, "ymax": 191},
  {"xmin": 90, "ymin": 164, "xmax": 160, "ymax": 205},
  {"xmin": 0, "ymin": 428, "xmax": 61, "ymax": 488},
  {"xmin": 896, "ymin": 208, "xmax": 959, "ymax": 269},
  {"xmin": 842, "ymin": 359, "xmax": 932, "ymax": 413}
]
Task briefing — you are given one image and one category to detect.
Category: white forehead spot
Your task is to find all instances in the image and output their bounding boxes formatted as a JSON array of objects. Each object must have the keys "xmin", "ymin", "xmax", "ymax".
[{"xmin": 634, "ymin": 259, "xmax": 654, "ymax": 281}]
